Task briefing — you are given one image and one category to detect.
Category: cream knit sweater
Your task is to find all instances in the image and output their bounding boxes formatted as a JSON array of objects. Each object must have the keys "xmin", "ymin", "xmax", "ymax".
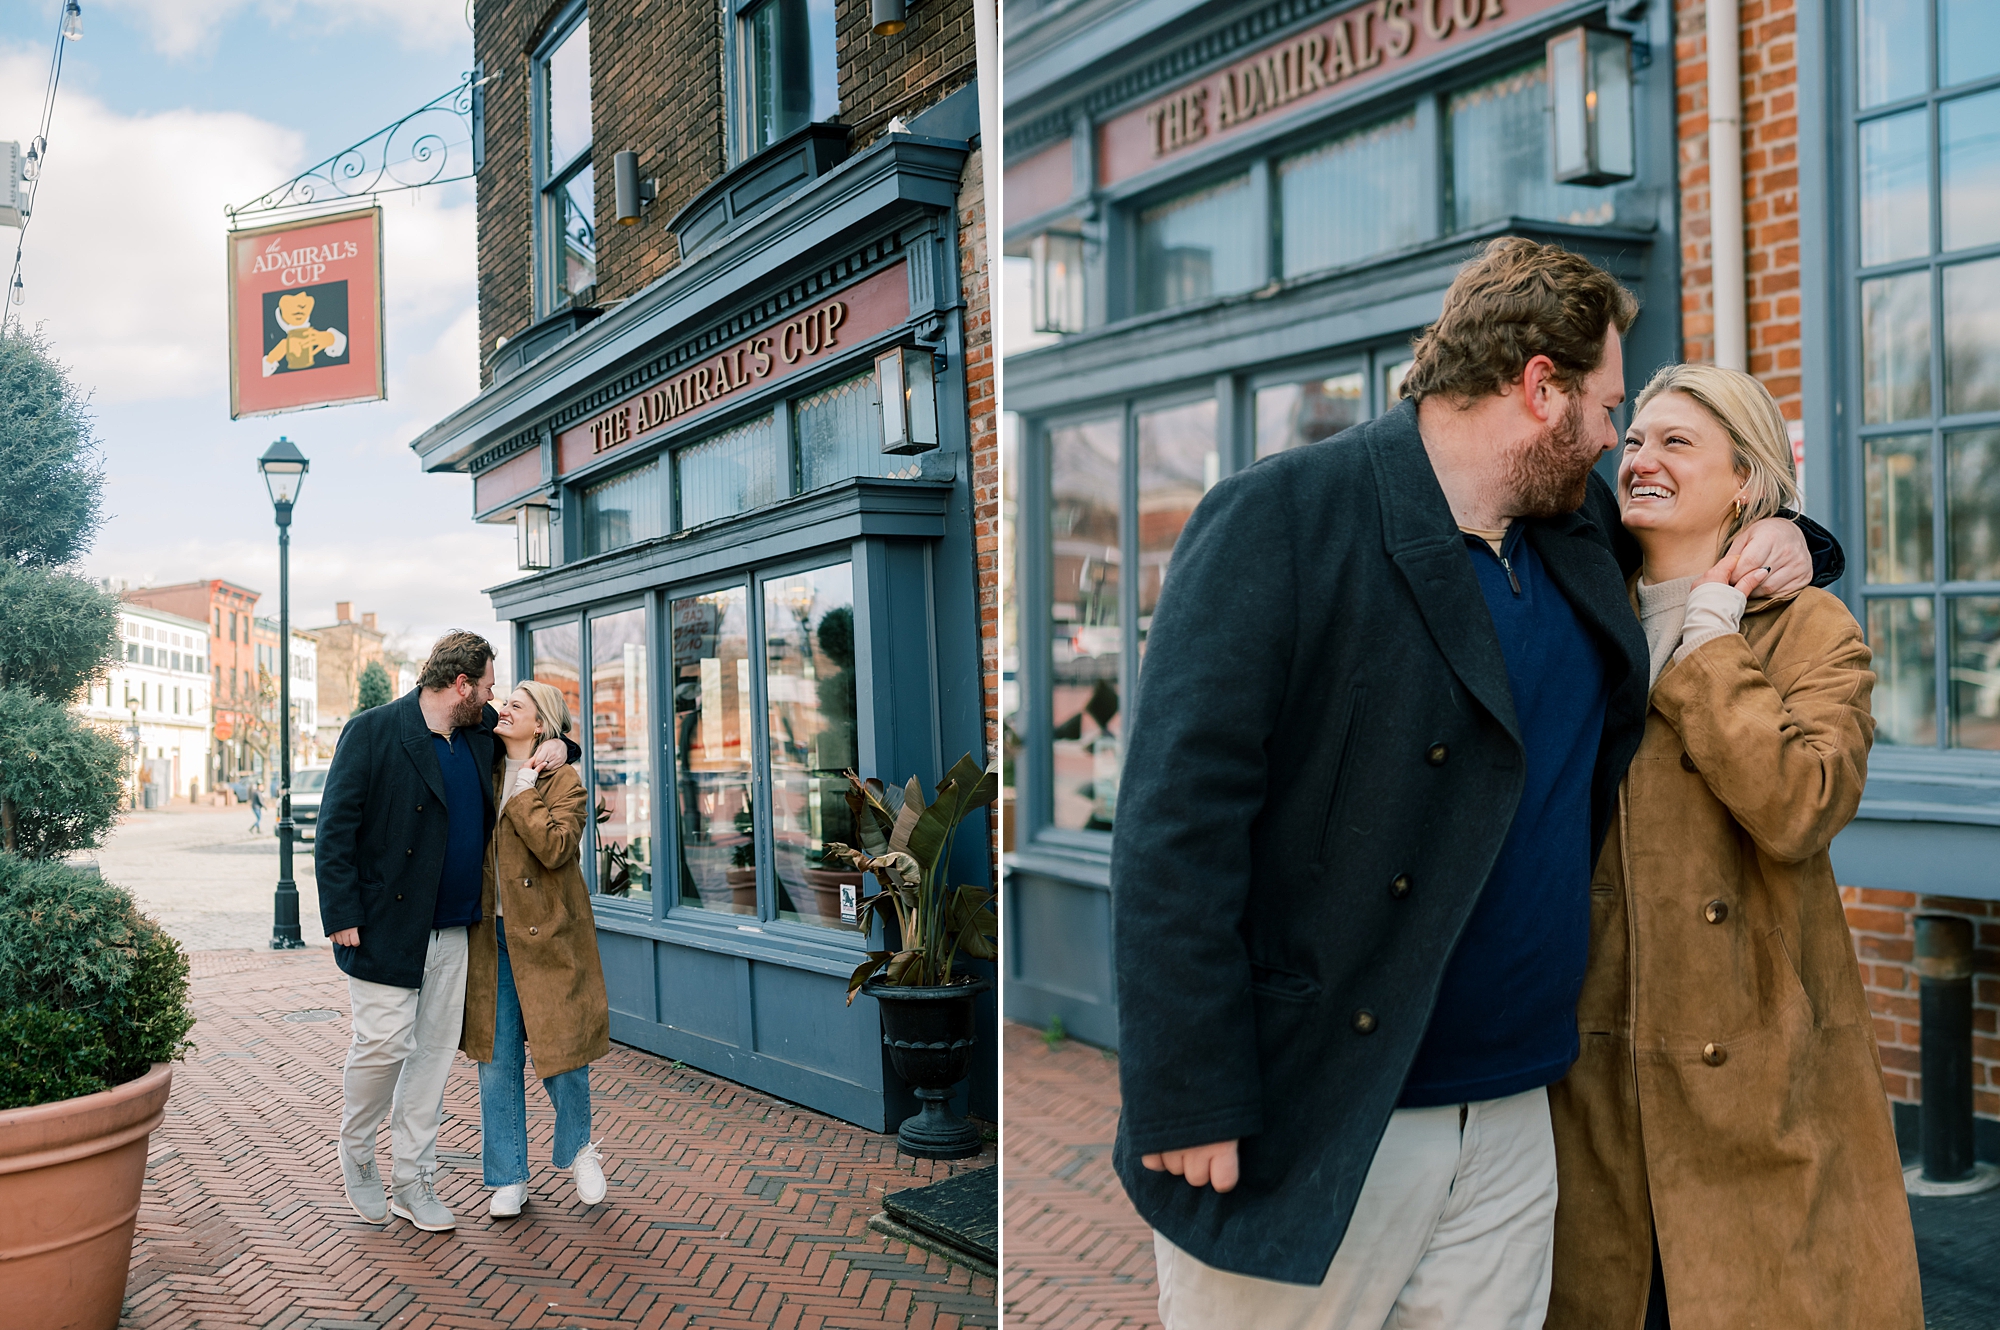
[{"xmin": 1635, "ymin": 575, "xmax": 1748, "ymax": 689}]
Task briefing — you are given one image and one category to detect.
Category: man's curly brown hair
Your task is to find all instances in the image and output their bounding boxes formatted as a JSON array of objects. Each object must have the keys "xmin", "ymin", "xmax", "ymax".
[
  {"xmin": 1401, "ymin": 237, "xmax": 1640, "ymax": 405},
  {"xmin": 416, "ymin": 630, "xmax": 495, "ymax": 691}
]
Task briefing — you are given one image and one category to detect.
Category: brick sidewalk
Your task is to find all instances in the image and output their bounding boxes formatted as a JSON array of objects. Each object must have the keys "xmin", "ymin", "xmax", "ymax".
[
  {"xmin": 1000, "ymin": 1023, "xmax": 1158, "ymax": 1330},
  {"xmin": 123, "ymin": 950, "xmax": 996, "ymax": 1329}
]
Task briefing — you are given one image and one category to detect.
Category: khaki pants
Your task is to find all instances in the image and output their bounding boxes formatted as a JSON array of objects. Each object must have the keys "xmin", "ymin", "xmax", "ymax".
[
  {"xmin": 1154, "ymin": 1086, "xmax": 1558, "ymax": 1330},
  {"xmin": 340, "ymin": 927, "xmax": 469, "ymax": 1191}
]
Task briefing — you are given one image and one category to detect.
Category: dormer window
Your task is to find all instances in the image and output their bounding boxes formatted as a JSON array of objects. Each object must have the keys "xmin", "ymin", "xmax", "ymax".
[
  {"xmin": 535, "ymin": 8, "xmax": 595, "ymax": 314},
  {"xmin": 736, "ymin": 0, "xmax": 837, "ymax": 160}
]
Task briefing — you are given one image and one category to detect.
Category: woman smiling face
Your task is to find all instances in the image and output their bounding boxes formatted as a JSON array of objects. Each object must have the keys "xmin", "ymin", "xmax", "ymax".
[
  {"xmin": 1617, "ymin": 389, "xmax": 1747, "ymax": 547},
  {"xmin": 491, "ymin": 687, "xmax": 541, "ymax": 741}
]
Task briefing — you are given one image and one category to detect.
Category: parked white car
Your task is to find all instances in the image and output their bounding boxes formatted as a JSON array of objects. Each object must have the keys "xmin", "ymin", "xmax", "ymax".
[{"xmin": 288, "ymin": 766, "xmax": 332, "ymax": 840}]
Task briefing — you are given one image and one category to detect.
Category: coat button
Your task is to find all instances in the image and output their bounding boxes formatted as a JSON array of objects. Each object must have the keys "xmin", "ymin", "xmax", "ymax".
[
  {"xmin": 395, "ymin": 894, "xmax": 403, "ymax": 901},
  {"xmin": 1681, "ymin": 752, "xmax": 1698, "ymax": 773},
  {"xmin": 1704, "ymin": 899, "xmax": 1729, "ymax": 924},
  {"xmin": 417, "ymin": 804, "xmax": 424, "ymax": 811},
  {"xmin": 1702, "ymin": 1042, "xmax": 1726, "ymax": 1066},
  {"xmin": 528, "ymin": 926, "xmax": 539, "ymax": 936},
  {"xmin": 1426, "ymin": 743, "xmax": 1448, "ymax": 766},
  {"xmin": 1390, "ymin": 873, "xmax": 1412, "ymax": 899},
  {"xmin": 1352, "ymin": 1010, "xmax": 1378, "ymax": 1035},
  {"xmin": 406, "ymin": 848, "xmax": 413, "ymax": 856}
]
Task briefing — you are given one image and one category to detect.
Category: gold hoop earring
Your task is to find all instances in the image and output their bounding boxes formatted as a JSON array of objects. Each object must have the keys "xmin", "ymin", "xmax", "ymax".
[{"xmin": 1731, "ymin": 497, "xmax": 1743, "ymax": 521}]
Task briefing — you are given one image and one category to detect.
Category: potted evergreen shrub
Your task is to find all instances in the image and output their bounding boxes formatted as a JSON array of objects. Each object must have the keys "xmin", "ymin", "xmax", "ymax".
[
  {"xmin": 831, "ymin": 753, "xmax": 996, "ymax": 1159},
  {"xmin": 0, "ymin": 330, "xmax": 195, "ymax": 1329}
]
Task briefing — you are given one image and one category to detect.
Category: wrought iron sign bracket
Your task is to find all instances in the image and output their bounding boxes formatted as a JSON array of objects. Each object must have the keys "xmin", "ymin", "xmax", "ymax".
[{"xmin": 225, "ymin": 68, "xmax": 495, "ymax": 227}]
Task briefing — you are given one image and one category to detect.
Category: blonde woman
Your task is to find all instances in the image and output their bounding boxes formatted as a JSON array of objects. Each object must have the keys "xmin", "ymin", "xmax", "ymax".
[
  {"xmin": 1546, "ymin": 365, "xmax": 1921, "ymax": 1329},
  {"xmin": 459, "ymin": 681, "xmax": 612, "ymax": 1218}
]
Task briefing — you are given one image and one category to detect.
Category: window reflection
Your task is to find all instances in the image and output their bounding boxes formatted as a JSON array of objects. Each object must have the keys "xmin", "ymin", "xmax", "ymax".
[
  {"xmin": 1949, "ymin": 430, "xmax": 2000, "ymax": 581},
  {"xmin": 583, "ymin": 460, "xmax": 664, "ymax": 555},
  {"xmin": 671, "ymin": 589, "xmax": 756, "ymax": 916},
  {"xmin": 590, "ymin": 608, "xmax": 650, "ymax": 903},
  {"xmin": 1940, "ymin": 0, "xmax": 2000, "ymax": 88},
  {"xmin": 1049, "ymin": 418, "xmax": 1121, "ymax": 832},
  {"xmin": 1864, "ymin": 434, "xmax": 1934, "ymax": 583},
  {"xmin": 1860, "ymin": 110, "xmax": 1930, "ymax": 266},
  {"xmin": 532, "ymin": 622, "xmax": 582, "ymax": 742},
  {"xmin": 1255, "ymin": 373, "xmax": 1365, "ymax": 459},
  {"xmin": 1137, "ymin": 176, "xmax": 1261, "ymax": 313},
  {"xmin": 1859, "ymin": 0, "xmax": 1928, "ymax": 107},
  {"xmin": 1944, "ymin": 257, "xmax": 2000, "ymax": 416},
  {"xmin": 544, "ymin": 18, "xmax": 591, "ymax": 169},
  {"xmin": 1940, "ymin": 89, "xmax": 2000, "ymax": 253},
  {"xmin": 746, "ymin": 0, "xmax": 837, "ymax": 153},
  {"xmin": 764, "ymin": 564, "xmax": 859, "ymax": 931},
  {"xmin": 558, "ymin": 164, "xmax": 597, "ymax": 298},
  {"xmin": 1951, "ymin": 597, "xmax": 2000, "ymax": 749},
  {"xmin": 1870, "ymin": 597, "xmax": 1938, "ymax": 745},
  {"xmin": 1451, "ymin": 62, "xmax": 1616, "ymax": 230},
  {"xmin": 1862, "ymin": 272, "xmax": 1933, "ymax": 423},
  {"xmin": 1279, "ymin": 113, "xmax": 1423, "ymax": 278},
  {"xmin": 1138, "ymin": 400, "xmax": 1217, "ymax": 665}
]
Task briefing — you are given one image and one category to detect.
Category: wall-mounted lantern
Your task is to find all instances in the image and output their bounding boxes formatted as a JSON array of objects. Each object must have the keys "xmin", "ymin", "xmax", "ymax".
[
  {"xmin": 1030, "ymin": 230, "xmax": 1086, "ymax": 334},
  {"xmin": 1547, "ymin": 27, "xmax": 1635, "ymax": 186},
  {"xmin": 516, "ymin": 502, "xmax": 552, "ymax": 570},
  {"xmin": 872, "ymin": 0, "xmax": 914, "ymax": 36},
  {"xmin": 613, "ymin": 151, "xmax": 656, "ymax": 225},
  {"xmin": 876, "ymin": 346, "xmax": 939, "ymax": 455}
]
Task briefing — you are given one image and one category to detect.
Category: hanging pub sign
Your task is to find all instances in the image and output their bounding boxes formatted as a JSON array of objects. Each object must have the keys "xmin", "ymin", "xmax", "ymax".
[{"xmin": 227, "ymin": 207, "xmax": 386, "ymax": 419}]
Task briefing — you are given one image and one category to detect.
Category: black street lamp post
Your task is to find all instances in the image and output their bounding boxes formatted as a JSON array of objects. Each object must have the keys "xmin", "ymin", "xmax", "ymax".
[{"xmin": 258, "ymin": 437, "xmax": 309, "ymax": 950}]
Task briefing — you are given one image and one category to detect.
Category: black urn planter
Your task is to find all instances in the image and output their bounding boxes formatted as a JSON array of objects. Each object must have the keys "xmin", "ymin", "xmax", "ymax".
[{"xmin": 866, "ymin": 975, "xmax": 990, "ymax": 1160}]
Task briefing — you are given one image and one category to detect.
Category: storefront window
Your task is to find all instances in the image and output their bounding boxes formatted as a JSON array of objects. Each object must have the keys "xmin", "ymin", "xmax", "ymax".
[
  {"xmin": 764, "ymin": 563, "xmax": 859, "ymax": 931},
  {"xmin": 1137, "ymin": 176, "xmax": 1261, "ymax": 314},
  {"xmin": 590, "ymin": 608, "xmax": 651, "ymax": 905},
  {"xmin": 531, "ymin": 621, "xmax": 582, "ymax": 739},
  {"xmin": 796, "ymin": 371, "xmax": 916, "ymax": 489},
  {"xmin": 1851, "ymin": 0, "xmax": 2000, "ymax": 750},
  {"xmin": 1451, "ymin": 62, "xmax": 1617, "ymax": 230},
  {"xmin": 583, "ymin": 460, "xmax": 665, "ymax": 555},
  {"xmin": 742, "ymin": 0, "xmax": 837, "ymax": 156},
  {"xmin": 1049, "ymin": 417, "xmax": 1121, "ymax": 831},
  {"xmin": 1137, "ymin": 400, "xmax": 1215, "ymax": 666},
  {"xmin": 1255, "ymin": 372, "xmax": 1365, "ymax": 459},
  {"xmin": 670, "ymin": 588, "xmax": 756, "ymax": 916},
  {"xmin": 1279, "ymin": 113, "xmax": 1423, "ymax": 278},
  {"xmin": 678, "ymin": 412, "xmax": 783, "ymax": 528}
]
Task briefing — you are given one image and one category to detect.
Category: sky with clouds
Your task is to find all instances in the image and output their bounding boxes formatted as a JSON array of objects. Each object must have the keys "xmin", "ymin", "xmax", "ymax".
[{"xmin": 1, "ymin": 0, "xmax": 520, "ymax": 678}]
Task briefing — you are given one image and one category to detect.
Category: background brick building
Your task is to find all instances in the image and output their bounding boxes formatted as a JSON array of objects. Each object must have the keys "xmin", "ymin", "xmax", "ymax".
[{"xmin": 122, "ymin": 579, "xmax": 260, "ymax": 789}]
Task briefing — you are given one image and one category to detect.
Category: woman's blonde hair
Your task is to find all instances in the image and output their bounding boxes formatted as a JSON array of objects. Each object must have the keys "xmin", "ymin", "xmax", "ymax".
[
  {"xmin": 1631, "ymin": 363, "xmax": 1801, "ymax": 553},
  {"xmin": 513, "ymin": 681, "xmax": 571, "ymax": 744}
]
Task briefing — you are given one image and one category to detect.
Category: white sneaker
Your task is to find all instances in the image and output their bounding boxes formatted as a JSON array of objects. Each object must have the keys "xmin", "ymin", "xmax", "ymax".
[
  {"xmin": 488, "ymin": 1183, "xmax": 527, "ymax": 1218},
  {"xmin": 571, "ymin": 1141, "xmax": 606, "ymax": 1206}
]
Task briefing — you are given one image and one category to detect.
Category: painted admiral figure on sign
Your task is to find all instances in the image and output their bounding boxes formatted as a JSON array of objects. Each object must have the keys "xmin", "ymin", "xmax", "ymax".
[{"xmin": 228, "ymin": 207, "xmax": 384, "ymax": 418}]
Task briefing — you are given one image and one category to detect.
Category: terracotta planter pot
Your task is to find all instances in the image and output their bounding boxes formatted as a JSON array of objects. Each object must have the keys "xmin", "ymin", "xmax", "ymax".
[
  {"xmin": 0, "ymin": 1062, "xmax": 173, "ymax": 1330},
  {"xmin": 800, "ymin": 868, "xmax": 865, "ymax": 923},
  {"xmin": 725, "ymin": 867, "xmax": 758, "ymax": 910}
]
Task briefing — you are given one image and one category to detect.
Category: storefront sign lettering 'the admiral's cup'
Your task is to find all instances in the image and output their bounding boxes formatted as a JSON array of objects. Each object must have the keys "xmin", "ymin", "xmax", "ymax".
[
  {"xmin": 1097, "ymin": 0, "xmax": 1568, "ymax": 185},
  {"xmin": 227, "ymin": 207, "xmax": 386, "ymax": 420}
]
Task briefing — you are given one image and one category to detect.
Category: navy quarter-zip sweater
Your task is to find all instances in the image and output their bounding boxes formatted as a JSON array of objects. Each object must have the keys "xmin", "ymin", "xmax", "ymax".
[
  {"xmin": 1398, "ymin": 523, "xmax": 1612, "ymax": 1107},
  {"xmin": 429, "ymin": 729, "xmax": 487, "ymax": 928}
]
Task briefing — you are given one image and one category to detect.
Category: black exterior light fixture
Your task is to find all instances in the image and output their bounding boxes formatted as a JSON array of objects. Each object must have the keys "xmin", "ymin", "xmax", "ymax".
[
  {"xmin": 872, "ymin": 0, "xmax": 913, "ymax": 36},
  {"xmin": 517, "ymin": 500, "xmax": 553, "ymax": 570},
  {"xmin": 875, "ymin": 345, "xmax": 940, "ymax": 455},
  {"xmin": 256, "ymin": 435, "xmax": 309, "ymax": 950},
  {"xmin": 1547, "ymin": 26, "xmax": 1635, "ymax": 186},
  {"xmin": 613, "ymin": 150, "xmax": 656, "ymax": 225}
]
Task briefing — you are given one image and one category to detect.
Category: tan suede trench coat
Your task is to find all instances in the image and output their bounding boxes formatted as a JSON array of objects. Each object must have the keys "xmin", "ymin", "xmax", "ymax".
[
  {"xmin": 1547, "ymin": 585, "xmax": 1921, "ymax": 1330},
  {"xmin": 459, "ymin": 761, "xmax": 610, "ymax": 1080}
]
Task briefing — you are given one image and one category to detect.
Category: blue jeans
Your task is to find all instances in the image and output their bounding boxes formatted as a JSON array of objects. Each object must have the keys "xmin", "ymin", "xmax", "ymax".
[{"xmin": 478, "ymin": 916, "xmax": 592, "ymax": 1186}]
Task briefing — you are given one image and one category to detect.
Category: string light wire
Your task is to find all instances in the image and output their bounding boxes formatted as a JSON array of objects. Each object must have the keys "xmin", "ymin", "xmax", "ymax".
[{"xmin": 3, "ymin": 2, "xmax": 79, "ymax": 337}]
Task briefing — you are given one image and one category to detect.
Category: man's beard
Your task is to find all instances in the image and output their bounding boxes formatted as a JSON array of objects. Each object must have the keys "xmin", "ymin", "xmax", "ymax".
[
  {"xmin": 1504, "ymin": 393, "xmax": 1599, "ymax": 518},
  {"xmin": 449, "ymin": 693, "xmax": 486, "ymax": 731}
]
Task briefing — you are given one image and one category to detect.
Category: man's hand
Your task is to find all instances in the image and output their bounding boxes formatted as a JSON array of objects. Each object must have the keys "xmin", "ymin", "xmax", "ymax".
[
  {"xmin": 1141, "ymin": 1139, "xmax": 1240, "ymax": 1193},
  {"xmin": 330, "ymin": 927, "xmax": 359, "ymax": 947},
  {"xmin": 527, "ymin": 737, "xmax": 569, "ymax": 771},
  {"xmin": 1728, "ymin": 516, "xmax": 1811, "ymax": 597}
]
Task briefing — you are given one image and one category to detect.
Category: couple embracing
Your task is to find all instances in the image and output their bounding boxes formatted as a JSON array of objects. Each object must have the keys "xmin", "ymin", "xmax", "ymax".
[
  {"xmin": 315, "ymin": 631, "xmax": 612, "ymax": 1231},
  {"xmin": 1113, "ymin": 238, "xmax": 1923, "ymax": 1328}
]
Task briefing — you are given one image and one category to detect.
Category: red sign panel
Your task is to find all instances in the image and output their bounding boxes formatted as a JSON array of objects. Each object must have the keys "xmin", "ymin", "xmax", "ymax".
[
  {"xmin": 1096, "ymin": 0, "xmax": 1570, "ymax": 188},
  {"xmin": 227, "ymin": 208, "xmax": 386, "ymax": 419},
  {"xmin": 553, "ymin": 261, "xmax": 910, "ymax": 476}
]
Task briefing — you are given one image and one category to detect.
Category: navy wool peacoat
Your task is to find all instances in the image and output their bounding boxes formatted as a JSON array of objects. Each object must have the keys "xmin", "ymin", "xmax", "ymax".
[
  {"xmin": 316, "ymin": 689, "xmax": 499, "ymax": 988},
  {"xmin": 1109, "ymin": 398, "xmax": 1839, "ymax": 1285}
]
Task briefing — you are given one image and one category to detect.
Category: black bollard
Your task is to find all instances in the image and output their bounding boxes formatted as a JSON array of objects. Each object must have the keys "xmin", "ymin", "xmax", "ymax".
[{"xmin": 1915, "ymin": 914, "xmax": 1975, "ymax": 1184}]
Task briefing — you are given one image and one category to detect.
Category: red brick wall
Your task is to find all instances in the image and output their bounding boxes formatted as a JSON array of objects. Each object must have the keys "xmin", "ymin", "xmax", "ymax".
[
  {"xmin": 1674, "ymin": 0, "xmax": 1803, "ymax": 422},
  {"xmin": 840, "ymin": 0, "xmax": 979, "ymax": 149},
  {"xmin": 960, "ymin": 144, "xmax": 996, "ymax": 763}
]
